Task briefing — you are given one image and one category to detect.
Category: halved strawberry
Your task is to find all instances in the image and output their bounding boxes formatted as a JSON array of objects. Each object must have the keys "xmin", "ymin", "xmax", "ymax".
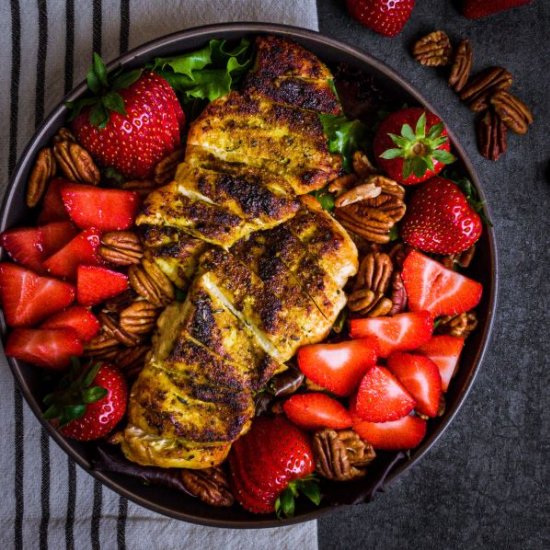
[
  {"xmin": 38, "ymin": 178, "xmax": 71, "ymax": 223},
  {"xmin": 349, "ymin": 311, "xmax": 433, "ymax": 357},
  {"xmin": 297, "ymin": 338, "xmax": 378, "ymax": 396},
  {"xmin": 417, "ymin": 335, "xmax": 465, "ymax": 391},
  {"xmin": 402, "ymin": 250, "xmax": 483, "ymax": 317},
  {"xmin": 40, "ymin": 221, "xmax": 78, "ymax": 256},
  {"xmin": 41, "ymin": 306, "xmax": 100, "ymax": 343},
  {"xmin": 0, "ymin": 263, "xmax": 75, "ymax": 326},
  {"xmin": 0, "ymin": 227, "xmax": 45, "ymax": 272},
  {"xmin": 283, "ymin": 393, "xmax": 353, "ymax": 430},
  {"xmin": 5, "ymin": 328, "xmax": 83, "ymax": 369},
  {"xmin": 43, "ymin": 228, "xmax": 102, "ymax": 279},
  {"xmin": 77, "ymin": 265, "xmax": 128, "ymax": 306},
  {"xmin": 387, "ymin": 352, "xmax": 442, "ymax": 417},
  {"xmin": 354, "ymin": 365, "xmax": 416, "ymax": 422},
  {"xmin": 353, "ymin": 414, "xmax": 427, "ymax": 450},
  {"xmin": 60, "ymin": 183, "xmax": 140, "ymax": 231}
]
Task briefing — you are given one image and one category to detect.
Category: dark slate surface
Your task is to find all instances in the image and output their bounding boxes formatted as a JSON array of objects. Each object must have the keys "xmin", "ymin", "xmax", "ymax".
[{"xmin": 316, "ymin": 1, "xmax": 549, "ymax": 548}]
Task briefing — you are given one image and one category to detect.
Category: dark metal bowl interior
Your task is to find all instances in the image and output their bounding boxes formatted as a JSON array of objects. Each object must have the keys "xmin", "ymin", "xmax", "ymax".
[{"xmin": 0, "ymin": 23, "xmax": 497, "ymax": 528}]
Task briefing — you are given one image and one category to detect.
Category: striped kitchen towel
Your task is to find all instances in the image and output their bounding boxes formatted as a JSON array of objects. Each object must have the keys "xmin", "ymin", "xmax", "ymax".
[{"xmin": 0, "ymin": 1, "xmax": 320, "ymax": 549}]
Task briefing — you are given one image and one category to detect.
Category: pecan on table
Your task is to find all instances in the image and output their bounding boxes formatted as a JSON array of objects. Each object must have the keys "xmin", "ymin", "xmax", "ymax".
[
  {"xmin": 26, "ymin": 147, "xmax": 56, "ymax": 207},
  {"xmin": 459, "ymin": 66, "xmax": 513, "ymax": 112},
  {"xmin": 448, "ymin": 39, "xmax": 473, "ymax": 93},
  {"xmin": 490, "ymin": 90, "xmax": 534, "ymax": 135},
  {"xmin": 180, "ymin": 467, "xmax": 234, "ymax": 507},
  {"xmin": 53, "ymin": 139, "xmax": 100, "ymax": 185},
  {"xmin": 154, "ymin": 148, "xmax": 184, "ymax": 185},
  {"xmin": 412, "ymin": 31, "xmax": 452, "ymax": 67},
  {"xmin": 313, "ymin": 429, "xmax": 376, "ymax": 481},
  {"xmin": 436, "ymin": 311, "xmax": 478, "ymax": 338},
  {"xmin": 476, "ymin": 110, "xmax": 507, "ymax": 161},
  {"xmin": 99, "ymin": 231, "xmax": 144, "ymax": 266},
  {"xmin": 128, "ymin": 256, "xmax": 175, "ymax": 307}
]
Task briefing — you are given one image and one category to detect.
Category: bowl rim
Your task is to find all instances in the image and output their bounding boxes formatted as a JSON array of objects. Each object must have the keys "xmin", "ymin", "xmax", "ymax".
[{"xmin": 0, "ymin": 22, "xmax": 498, "ymax": 529}]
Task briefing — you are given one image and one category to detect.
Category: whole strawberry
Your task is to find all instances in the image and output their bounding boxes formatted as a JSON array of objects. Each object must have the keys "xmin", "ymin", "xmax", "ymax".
[
  {"xmin": 69, "ymin": 54, "xmax": 184, "ymax": 179},
  {"xmin": 401, "ymin": 177, "xmax": 482, "ymax": 254},
  {"xmin": 346, "ymin": 0, "xmax": 415, "ymax": 37},
  {"xmin": 462, "ymin": 0, "xmax": 531, "ymax": 20},
  {"xmin": 44, "ymin": 360, "xmax": 127, "ymax": 441},
  {"xmin": 229, "ymin": 415, "xmax": 320, "ymax": 516},
  {"xmin": 373, "ymin": 108, "xmax": 455, "ymax": 185}
]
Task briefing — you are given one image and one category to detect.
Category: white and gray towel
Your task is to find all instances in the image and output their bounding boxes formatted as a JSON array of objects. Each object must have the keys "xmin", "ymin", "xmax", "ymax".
[{"xmin": 0, "ymin": 1, "xmax": 320, "ymax": 548}]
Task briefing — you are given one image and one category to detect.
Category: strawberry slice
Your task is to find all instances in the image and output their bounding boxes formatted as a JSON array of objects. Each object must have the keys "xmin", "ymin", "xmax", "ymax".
[
  {"xmin": 349, "ymin": 311, "xmax": 433, "ymax": 357},
  {"xmin": 60, "ymin": 183, "xmax": 140, "ymax": 231},
  {"xmin": 417, "ymin": 335, "xmax": 465, "ymax": 391},
  {"xmin": 38, "ymin": 178, "xmax": 71, "ymax": 223},
  {"xmin": 354, "ymin": 365, "xmax": 416, "ymax": 422},
  {"xmin": 41, "ymin": 306, "xmax": 100, "ymax": 342},
  {"xmin": 297, "ymin": 338, "xmax": 378, "ymax": 396},
  {"xmin": 77, "ymin": 265, "xmax": 128, "ymax": 306},
  {"xmin": 40, "ymin": 221, "xmax": 78, "ymax": 256},
  {"xmin": 283, "ymin": 393, "xmax": 353, "ymax": 430},
  {"xmin": 353, "ymin": 414, "xmax": 427, "ymax": 450},
  {"xmin": 387, "ymin": 352, "xmax": 442, "ymax": 417},
  {"xmin": 0, "ymin": 263, "xmax": 75, "ymax": 326},
  {"xmin": 402, "ymin": 250, "xmax": 483, "ymax": 317},
  {"xmin": 0, "ymin": 227, "xmax": 45, "ymax": 273},
  {"xmin": 43, "ymin": 228, "xmax": 102, "ymax": 280},
  {"xmin": 5, "ymin": 328, "xmax": 83, "ymax": 369}
]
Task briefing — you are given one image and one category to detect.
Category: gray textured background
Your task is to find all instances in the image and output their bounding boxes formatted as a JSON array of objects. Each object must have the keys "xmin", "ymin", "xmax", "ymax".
[{"xmin": 316, "ymin": 1, "xmax": 549, "ymax": 548}]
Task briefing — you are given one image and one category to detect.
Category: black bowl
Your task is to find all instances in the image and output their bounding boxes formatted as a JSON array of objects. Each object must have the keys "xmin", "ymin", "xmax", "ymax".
[{"xmin": 0, "ymin": 23, "xmax": 498, "ymax": 528}]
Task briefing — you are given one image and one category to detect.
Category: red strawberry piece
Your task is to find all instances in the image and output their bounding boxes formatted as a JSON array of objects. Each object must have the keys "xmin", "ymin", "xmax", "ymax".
[
  {"xmin": 60, "ymin": 183, "xmax": 140, "ymax": 232},
  {"xmin": 462, "ymin": 0, "xmax": 531, "ymax": 19},
  {"xmin": 41, "ymin": 306, "xmax": 100, "ymax": 343},
  {"xmin": 38, "ymin": 178, "xmax": 71, "ymax": 224},
  {"xmin": 401, "ymin": 177, "xmax": 483, "ymax": 254},
  {"xmin": 353, "ymin": 413, "xmax": 427, "ymax": 450},
  {"xmin": 387, "ymin": 352, "xmax": 442, "ymax": 417},
  {"xmin": 283, "ymin": 393, "xmax": 353, "ymax": 430},
  {"xmin": 346, "ymin": 0, "xmax": 415, "ymax": 37},
  {"xmin": 71, "ymin": 55, "xmax": 184, "ymax": 179},
  {"xmin": 354, "ymin": 365, "xmax": 416, "ymax": 422},
  {"xmin": 297, "ymin": 338, "xmax": 378, "ymax": 396},
  {"xmin": 417, "ymin": 335, "xmax": 465, "ymax": 392},
  {"xmin": 44, "ymin": 361, "xmax": 127, "ymax": 441},
  {"xmin": 77, "ymin": 265, "xmax": 128, "ymax": 306},
  {"xmin": 43, "ymin": 228, "xmax": 102, "ymax": 280},
  {"xmin": 5, "ymin": 328, "xmax": 83, "ymax": 369},
  {"xmin": 0, "ymin": 263, "xmax": 75, "ymax": 326},
  {"xmin": 373, "ymin": 108, "xmax": 455, "ymax": 185},
  {"xmin": 0, "ymin": 227, "xmax": 46, "ymax": 273},
  {"xmin": 40, "ymin": 221, "xmax": 78, "ymax": 256},
  {"xmin": 349, "ymin": 311, "xmax": 433, "ymax": 358},
  {"xmin": 402, "ymin": 250, "xmax": 483, "ymax": 317}
]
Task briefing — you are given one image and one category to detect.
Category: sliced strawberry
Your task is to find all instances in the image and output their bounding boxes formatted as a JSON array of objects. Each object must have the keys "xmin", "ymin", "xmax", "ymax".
[
  {"xmin": 60, "ymin": 183, "xmax": 140, "ymax": 231},
  {"xmin": 283, "ymin": 393, "xmax": 353, "ymax": 430},
  {"xmin": 5, "ymin": 328, "xmax": 83, "ymax": 369},
  {"xmin": 0, "ymin": 227, "xmax": 45, "ymax": 272},
  {"xmin": 38, "ymin": 178, "xmax": 71, "ymax": 223},
  {"xmin": 40, "ymin": 221, "xmax": 78, "ymax": 256},
  {"xmin": 349, "ymin": 311, "xmax": 433, "ymax": 358},
  {"xmin": 353, "ymin": 414, "xmax": 427, "ymax": 450},
  {"xmin": 417, "ymin": 335, "xmax": 465, "ymax": 391},
  {"xmin": 297, "ymin": 338, "xmax": 378, "ymax": 396},
  {"xmin": 0, "ymin": 263, "xmax": 75, "ymax": 326},
  {"xmin": 77, "ymin": 265, "xmax": 128, "ymax": 306},
  {"xmin": 387, "ymin": 352, "xmax": 442, "ymax": 417},
  {"xmin": 41, "ymin": 306, "xmax": 100, "ymax": 343},
  {"xmin": 43, "ymin": 228, "xmax": 102, "ymax": 280},
  {"xmin": 402, "ymin": 250, "xmax": 483, "ymax": 317},
  {"xmin": 354, "ymin": 365, "xmax": 416, "ymax": 422}
]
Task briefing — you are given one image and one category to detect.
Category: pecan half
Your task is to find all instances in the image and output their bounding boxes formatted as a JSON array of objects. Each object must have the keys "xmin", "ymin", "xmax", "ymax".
[
  {"xmin": 441, "ymin": 244, "xmax": 477, "ymax": 270},
  {"xmin": 98, "ymin": 312, "xmax": 141, "ymax": 347},
  {"xmin": 99, "ymin": 231, "xmax": 144, "ymax": 266},
  {"xmin": 119, "ymin": 300, "xmax": 161, "ymax": 335},
  {"xmin": 476, "ymin": 110, "xmax": 507, "ymax": 161},
  {"xmin": 101, "ymin": 289, "xmax": 138, "ymax": 314},
  {"xmin": 490, "ymin": 90, "xmax": 533, "ymax": 135},
  {"xmin": 53, "ymin": 139, "xmax": 100, "ymax": 184},
  {"xmin": 26, "ymin": 148, "xmax": 56, "ymax": 207},
  {"xmin": 154, "ymin": 148, "xmax": 183, "ymax": 185},
  {"xmin": 348, "ymin": 289, "xmax": 393, "ymax": 317},
  {"xmin": 448, "ymin": 39, "xmax": 473, "ymax": 93},
  {"xmin": 53, "ymin": 127, "xmax": 76, "ymax": 143},
  {"xmin": 334, "ymin": 182, "xmax": 381, "ymax": 207},
  {"xmin": 328, "ymin": 174, "xmax": 358, "ymax": 196},
  {"xmin": 180, "ymin": 467, "xmax": 234, "ymax": 507},
  {"xmin": 389, "ymin": 271, "xmax": 407, "ymax": 315},
  {"xmin": 436, "ymin": 311, "xmax": 478, "ymax": 338},
  {"xmin": 459, "ymin": 66, "xmax": 513, "ymax": 112},
  {"xmin": 84, "ymin": 333, "xmax": 121, "ymax": 359},
  {"xmin": 313, "ymin": 429, "xmax": 376, "ymax": 481},
  {"xmin": 352, "ymin": 150, "xmax": 378, "ymax": 178},
  {"xmin": 355, "ymin": 252, "xmax": 393, "ymax": 294},
  {"xmin": 128, "ymin": 257, "xmax": 175, "ymax": 306},
  {"xmin": 412, "ymin": 31, "xmax": 452, "ymax": 67},
  {"xmin": 115, "ymin": 345, "xmax": 149, "ymax": 378}
]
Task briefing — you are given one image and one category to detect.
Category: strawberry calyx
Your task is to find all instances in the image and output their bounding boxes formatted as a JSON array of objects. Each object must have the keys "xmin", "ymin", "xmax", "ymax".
[
  {"xmin": 275, "ymin": 474, "xmax": 321, "ymax": 518},
  {"xmin": 380, "ymin": 112, "xmax": 455, "ymax": 179},
  {"xmin": 66, "ymin": 53, "xmax": 143, "ymax": 129},
  {"xmin": 43, "ymin": 358, "xmax": 108, "ymax": 426}
]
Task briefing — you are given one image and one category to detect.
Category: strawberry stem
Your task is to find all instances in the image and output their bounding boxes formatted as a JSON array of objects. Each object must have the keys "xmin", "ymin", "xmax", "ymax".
[{"xmin": 274, "ymin": 475, "xmax": 321, "ymax": 519}]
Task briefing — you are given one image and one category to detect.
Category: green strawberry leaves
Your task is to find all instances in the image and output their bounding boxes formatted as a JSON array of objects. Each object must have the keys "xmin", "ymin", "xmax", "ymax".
[{"xmin": 275, "ymin": 475, "xmax": 322, "ymax": 519}]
